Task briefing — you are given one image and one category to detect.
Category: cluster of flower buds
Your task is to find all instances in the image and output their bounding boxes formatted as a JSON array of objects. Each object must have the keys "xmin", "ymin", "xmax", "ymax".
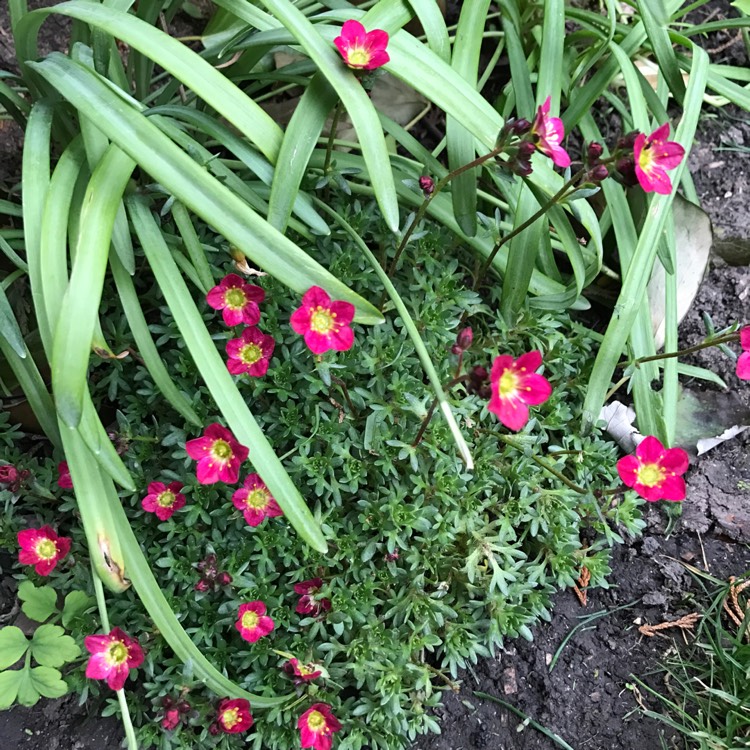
[
  {"xmin": 0, "ymin": 464, "xmax": 30, "ymax": 493},
  {"xmin": 611, "ymin": 131, "xmax": 639, "ymax": 187},
  {"xmin": 160, "ymin": 696, "xmax": 192, "ymax": 731},
  {"xmin": 585, "ymin": 142, "xmax": 609, "ymax": 184},
  {"xmin": 499, "ymin": 118, "xmax": 535, "ymax": 176},
  {"xmin": 194, "ymin": 554, "xmax": 232, "ymax": 592},
  {"xmin": 451, "ymin": 327, "xmax": 473, "ymax": 356}
]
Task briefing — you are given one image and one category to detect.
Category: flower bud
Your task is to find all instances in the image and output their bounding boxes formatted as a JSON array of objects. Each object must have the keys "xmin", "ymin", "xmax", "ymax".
[
  {"xmin": 194, "ymin": 578, "xmax": 210, "ymax": 593},
  {"xmin": 177, "ymin": 701, "xmax": 191, "ymax": 714},
  {"xmin": 614, "ymin": 157, "xmax": 638, "ymax": 187},
  {"xmin": 512, "ymin": 160, "xmax": 533, "ymax": 177},
  {"xmin": 588, "ymin": 164, "xmax": 609, "ymax": 183},
  {"xmin": 0, "ymin": 465, "xmax": 19, "ymax": 484},
  {"xmin": 161, "ymin": 708, "xmax": 180, "ymax": 731},
  {"xmin": 418, "ymin": 175, "xmax": 435, "ymax": 197},
  {"xmin": 616, "ymin": 131, "xmax": 638, "ymax": 151},
  {"xmin": 208, "ymin": 723, "xmax": 220, "ymax": 736},
  {"xmin": 587, "ymin": 142, "xmax": 603, "ymax": 163},
  {"xmin": 517, "ymin": 142, "xmax": 536, "ymax": 158},
  {"xmin": 455, "ymin": 327, "xmax": 473, "ymax": 351},
  {"xmin": 217, "ymin": 572, "xmax": 233, "ymax": 586}
]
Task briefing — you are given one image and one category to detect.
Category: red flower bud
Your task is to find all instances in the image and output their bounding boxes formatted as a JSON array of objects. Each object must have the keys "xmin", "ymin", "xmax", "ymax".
[
  {"xmin": 517, "ymin": 142, "xmax": 536, "ymax": 158},
  {"xmin": 194, "ymin": 579, "xmax": 210, "ymax": 592},
  {"xmin": 217, "ymin": 572, "xmax": 233, "ymax": 586},
  {"xmin": 586, "ymin": 142, "xmax": 604, "ymax": 163},
  {"xmin": 0, "ymin": 465, "xmax": 19, "ymax": 484},
  {"xmin": 161, "ymin": 708, "xmax": 181, "ymax": 731},
  {"xmin": 208, "ymin": 723, "xmax": 221, "ymax": 736},
  {"xmin": 588, "ymin": 164, "xmax": 609, "ymax": 183},
  {"xmin": 510, "ymin": 118, "xmax": 532, "ymax": 135},
  {"xmin": 177, "ymin": 701, "xmax": 191, "ymax": 714},
  {"xmin": 456, "ymin": 327, "xmax": 473, "ymax": 351},
  {"xmin": 617, "ymin": 131, "xmax": 638, "ymax": 151},
  {"xmin": 418, "ymin": 175, "xmax": 435, "ymax": 196},
  {"xmin": 614, "ymin": 157, "xmax": 638, "ymax": 187}
]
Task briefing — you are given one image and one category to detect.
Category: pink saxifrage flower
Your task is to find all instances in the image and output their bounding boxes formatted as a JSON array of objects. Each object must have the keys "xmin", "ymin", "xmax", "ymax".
[
  {"xmin": 84, "ymin": 627, "xmax": 145, "ymax": 691},
  {"xmin": 232, "ymin": 473, "xmax": 284, "ymax": 527},
  {"xmin": 216, "ymin": 698, "xmax": 254, "ymax": 734},
  {"xmin": 334, "ymin": 20, "xmax": 389, "ymax": 71},
  {"xmin": 294, "ymin": 578, "xmax": 332, "ymax": 617},
  {"xmin": 487, "ymin": 351, "xmax": 552, "ymax": 431},
  {"xmin": 57, "ymin": 461, "xmax": 73, "ymax": 489},
  {"xmin": 235, "ymin": 601, "xmax": 275, "ymax": 643},
  {"xmin": 737, "ymin": 326, "xmax": 750, "ymax": 380},
  {"xmin": 141, "ymin": 481, "xmax": 186, "ymax": 521},
  {"xmin": 531, "ymin": 96, "xmax": 571, "ymax": 168},
  {"xmin": 17, "ymin": 526, "xmax": 72, "ymax": 576},
  {"xmin": 291, "ymin": 286, "xmax": 355, "ymax": 355},
  {"xmin": 226, "ymin": 326, "xmax": 275, "ymax": 377},
  {"xmin": 616, "ymin": 435, "xmax": 689, "ymax": 502},
  {"xmin": 185, "ymin": 423, "xmax": 249, "ymax": 485},
  {"xmin": 633, "ymin": 123, "xmax": 685, "ymax": 195},
  {"xmin": 298, "ymin": 703, "xmax": 342, "ymax": 750},
  {"xmin": 206, "ymin": 274, "xmax": 265, "ymax": 327}
]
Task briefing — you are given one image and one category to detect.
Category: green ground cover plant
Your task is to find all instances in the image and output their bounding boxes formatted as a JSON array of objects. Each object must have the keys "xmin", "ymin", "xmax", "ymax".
[{"xmin": 0, "ymin": 0, "xmax": 749, "ymax": 748}]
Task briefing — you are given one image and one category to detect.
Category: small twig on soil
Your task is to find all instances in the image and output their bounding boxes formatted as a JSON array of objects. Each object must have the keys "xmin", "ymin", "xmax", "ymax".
[
  {"xmin": 722, "ymin": 576, "xmax": 750, "ymax": 641},
  {"xmin": 573, "ymin": 566, "xmax": 591, "ymax": 607},
  {"xmin": 638, "ymin": 612, "xmax": 701, "ymax": 638}
]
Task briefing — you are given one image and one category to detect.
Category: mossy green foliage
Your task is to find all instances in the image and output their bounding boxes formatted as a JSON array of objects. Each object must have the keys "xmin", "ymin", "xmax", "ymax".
[{"xmin": 2, "ymin": 198, "xmax": 643, "ymax": 748}]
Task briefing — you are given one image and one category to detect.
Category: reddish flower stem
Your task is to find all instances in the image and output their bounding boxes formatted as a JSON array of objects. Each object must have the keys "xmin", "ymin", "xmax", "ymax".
[
  {"xmin": 616, "ymin": 331, "xmax": 742, "ymax": 369},
  {"xmin": 411, "ymin": 374, "xmax": 469, "ymax": 448},
  {"xmin": 387, "ymin": 145, "xmax": 507, "ymax": 279}
]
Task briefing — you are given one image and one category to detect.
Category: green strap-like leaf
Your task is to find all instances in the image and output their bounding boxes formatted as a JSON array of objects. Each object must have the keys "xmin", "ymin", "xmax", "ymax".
[
  {"xmin": 29, "ymin": 54, "xmax": 383, "ymax": 325},
  {"xmin": 127, "ymin": 195, "xmax": 328, "ymax": 554}
]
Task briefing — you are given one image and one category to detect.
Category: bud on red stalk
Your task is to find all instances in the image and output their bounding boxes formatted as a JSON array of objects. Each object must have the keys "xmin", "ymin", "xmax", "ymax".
[
  {"xmin": 418, "ymin": 175, "xmax": 435, "ymax": 197},
  {"xmin": 217, "ymin": 572, "xmax": 233, "ymax": 586},
  {"xmin": 587, "ymin": 142, "xmax": 604, "ymax": 163}
]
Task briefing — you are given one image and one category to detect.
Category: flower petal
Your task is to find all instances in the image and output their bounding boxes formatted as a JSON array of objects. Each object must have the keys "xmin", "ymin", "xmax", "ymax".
[
  {"xmin": 737, "ymin": 351, "xmax": 750, "ymax": 380},
  {"xmin": 635, "ymin": 435, "xmax": 665, "ymax": 464}
]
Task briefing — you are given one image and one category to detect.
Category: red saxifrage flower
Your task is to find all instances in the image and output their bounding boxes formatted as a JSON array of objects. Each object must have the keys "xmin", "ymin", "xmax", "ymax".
[
  {"xmin": 185, "ymin": 423, "xmax": 249, "ymax": 485},
  {"xmin": 84, "ymin": 627, "xmax": 145, "ymax": 690},
  {"xmin": 333, "ymin": 20, "xmax": 389, "ymax": 71},
  {"xmin": 141, "ymin": 481, "xmax": 186, "ymax": 521},
  {"xmin": 206, "ymin": 274, "xmax": 265, "ymax": 327},
  {"xmin": 633, "ymin": 123, "xmax": 684, "ymax": 195},
  {"xmin": 487, "ymin": 351, "xmax": 552, "ymax": 431},
  {"xmin": 291, "ymin": 286, "xmax": 355, "ymax": 355},
  {"xmin": 294, "ymin": 578, "xmax": 332, "ymax": 617},
  {"xmin": 57, "ymin": 461, "xmax": 73, "ymax": 489},
  {"xmin": 235, "ymin": 601, "xmax": 275, "ymax": 643},
  {"xmin": 17, "ymin": 526, "xmax": 71, "ymax": 576},
  {"xmin": 531, "ymin": 96, "xmax": 571, "ymax": 168},
  {"xmin": 216, "ymin": 698, "xmax": 254, "ymax": 734},
  {"xmin": 298, "ymin": 703, "xmax": 342, "ymax": 750},
  {"xmin": 737, "ymin": 326, "xmax": 750, "ymax": 380},
  {"xmin": 616, "ymin": 435, "xmax": 689, "ymax": 502},
  {"xmin": 226, "ymin": 326, "xmax": 275, "ymax": 377},
  {"xmin": 232, "ymin": 473, "xmax": 284, "ymax": 527}
]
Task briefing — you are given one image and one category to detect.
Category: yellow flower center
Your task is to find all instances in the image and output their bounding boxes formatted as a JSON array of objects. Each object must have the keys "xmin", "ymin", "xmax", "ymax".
[
  {"xmin": 222, "ymin": 708, "xmax": 240, "ymax": 730},
  {"xmin": 107, "ymin": 641, "xmax": 129, "ymax": 666},
  {"xmin": 307, "ymin": 710, "xmax": 327, "ymax": 732},
  {"xmin": 211, "ymin": 439, "xmax": 233, "ymax": 462},
  {"xmin": 157, "ymin": 491, "xmax": 175, "ymax": 508},
  {"xmin": 310, "ymin": 306, "xmax": 336, "ymax": 334},
  {"xmin": 298, "ymin": 663, "xmax": 316, "ymax": 676},
  {"xmin": 498, "ymin": 370, "xmax": 519, "ymax": 398},
  {"xmin": 636, "ymin": 462, "xmax": 665, "ymax": 488},
  {"xmin": 35, "ymin": 539, "xmax": 57, "ymax": 560},
  {"xmin": 241, "ymin": 610, "xmax": 259, "ymax": 630},
  {"xmin": 225, "ymin": 288, "xmax": 246, "ymax": 310},
  {"xmin": 239, "ymin": 343, "xmax": 262, "ymax": 365},
  {"xmin": 346, "ymin": 46, "xmax": 371, "ymax": 67},
  {"xmin": 245, "ymin": 488, "xmax": 269, "ymax": 510}
]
